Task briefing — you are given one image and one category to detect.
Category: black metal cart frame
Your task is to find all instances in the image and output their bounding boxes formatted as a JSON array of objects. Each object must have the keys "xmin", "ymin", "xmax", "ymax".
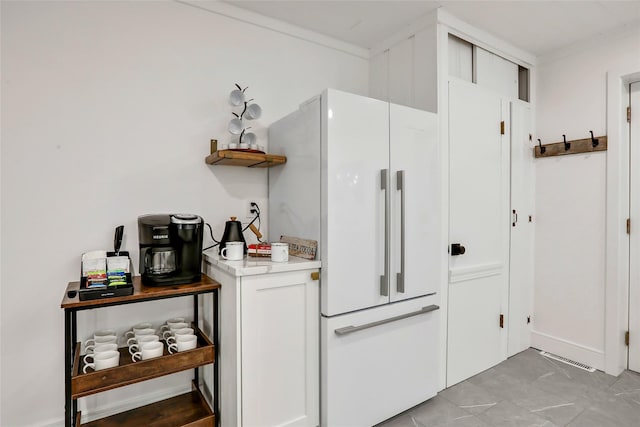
[{"xmin": 62, "ymin": 279, "xmax": 219, "ymax": 427}]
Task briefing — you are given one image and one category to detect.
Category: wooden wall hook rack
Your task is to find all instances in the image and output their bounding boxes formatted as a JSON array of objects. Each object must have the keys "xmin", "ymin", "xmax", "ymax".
[{"xmin": 534, "ymin": 133, "xmax": 607, "ymax": 158}]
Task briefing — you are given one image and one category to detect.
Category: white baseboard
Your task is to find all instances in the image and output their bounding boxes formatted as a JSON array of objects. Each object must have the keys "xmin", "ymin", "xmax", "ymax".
[
  {"xmin": 23, "ymin": 418, "xmax": 64, "ymax": 427},
  {"xmin": 531, "ymin": 330, "xmax": 605, "ymax": 371}
]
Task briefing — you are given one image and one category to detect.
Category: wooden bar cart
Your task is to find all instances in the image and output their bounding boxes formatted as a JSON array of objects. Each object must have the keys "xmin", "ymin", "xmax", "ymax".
[{"xmin": 60, "ymin": 274, "xmax": 220, "ymax": 427}]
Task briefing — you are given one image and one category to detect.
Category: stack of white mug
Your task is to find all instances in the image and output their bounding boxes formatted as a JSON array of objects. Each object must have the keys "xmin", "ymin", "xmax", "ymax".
[
  {"xmin": 160, "ymin": 317, "xmax": 198, "ymax": 354},
  {"xmin": 83, "ymin": 330, "xmax": 120, "ymax": 373},
  {"xmin": 83, "ymin": 318, "xmax": 199, "ymax": 370},
  {"xmin": 125, "ymin": 323, "xmax": 164, "ymax": 362}
]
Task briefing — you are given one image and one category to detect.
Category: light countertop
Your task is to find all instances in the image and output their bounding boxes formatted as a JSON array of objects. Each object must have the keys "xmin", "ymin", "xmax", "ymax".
[{"xmin": 203, "ymin": 248, "xmax": 321, "ymax": 277}]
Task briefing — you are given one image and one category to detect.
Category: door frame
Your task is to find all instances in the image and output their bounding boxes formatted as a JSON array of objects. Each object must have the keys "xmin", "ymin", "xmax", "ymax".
[
  {"xmin": 435, "ymin": 21, "xmax": 537, "ymax": 390},
  {"xmin": 605, "ymin": 64, "xmax": 640, "ymax": 376}
]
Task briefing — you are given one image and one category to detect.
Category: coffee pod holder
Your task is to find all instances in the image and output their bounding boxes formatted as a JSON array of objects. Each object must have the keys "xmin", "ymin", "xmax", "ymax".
[{"xmin": 78, "ymin": 251, "xmax": 134, "ymax": 301}]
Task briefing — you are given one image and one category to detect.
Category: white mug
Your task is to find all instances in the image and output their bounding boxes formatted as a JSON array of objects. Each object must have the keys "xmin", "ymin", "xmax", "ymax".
[
  {"xmin": 84, "ymin": 344, "xmax": 118, "ymax": 364},
  {"xmin": 161, "ymin": 323, "xmax": 190, "ymax": 339},
  {"xmin": 85, "ymin": 332, "xmax": 117, "ymax": 348},
  {"xmin": 124, "ymin": 328, "xmax": 155, "ymax": 340},
  {"xmin": 168, "ymin": 334, "xmax": 198, "ymax": 354},
  {"xmin": 127, "ymin": 334, "xmax": 160, "ymax": 351},
  {"xmin": 166, "ymin": 328, "xmax": 195, "ymax": 343},
  {"xmin": 244, "ymin": 103, "xmax": 262, "ymax": 120},
  {"xmin": 164, "ymin": 318, "xmax": 185, "ymax": 327},
  {"xmin": 271, "ymin": 243, "xmax": 289, "ymax": 262},
  {"xmin": 131, "ymin": 341, "xmax": 164, "ymax": 362},
  {"xmin": 221, "ymin": 242, "xmax": 244, "ymax": 261},
  {"xmin": 83, "ymin": 350, "xmax": 120, "ymax": 373},
  {"xmin": 126, "ymin": 323, "xmax": 153, "ymax": 335}
]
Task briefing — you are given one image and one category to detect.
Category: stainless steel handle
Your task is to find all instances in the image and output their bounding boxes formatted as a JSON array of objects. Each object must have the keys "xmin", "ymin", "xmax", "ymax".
[
  {"xmin": 380, "ymin": 169, "xmax": 390, "ymax": 297},
  {"xmin": 334, "ymin": 304, "xmax": 440, "ymax": 336},
  {"xmin": 397, "ymin": 170, "xmax": 405, "ymax": 293}
]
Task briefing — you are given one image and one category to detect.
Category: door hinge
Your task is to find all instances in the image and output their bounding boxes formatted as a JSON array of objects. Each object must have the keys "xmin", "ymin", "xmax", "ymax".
[
  {"xmin": 628, "ymin": 106, "xmax": 632, "ymax": 123},
  {"xmin": 499, "ymin": 314, "xmax": 504, "ymax": 328},
  {"xmin": 500, "ymin": 121, "xmax": 505, "ymax": 135},
  {"xmin": 512, "ymin": 209, "xmax": 518, "ymax": 227},
  {"xmin": 311, "ymin": 271, "xmax": 320, "ymax": 281},
  {"xmin": 627, "ymin": 218, "xmax": 631, "ymax": 234},
  {"xmin": 625, "ymin": 330, "xmax": 630, "ymax": 346}
]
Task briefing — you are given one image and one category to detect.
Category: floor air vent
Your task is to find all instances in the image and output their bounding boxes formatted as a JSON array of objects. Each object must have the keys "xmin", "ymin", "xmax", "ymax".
[{"xmin": 539, "ymin": 350, "xmax": 596, "ymax": 372}]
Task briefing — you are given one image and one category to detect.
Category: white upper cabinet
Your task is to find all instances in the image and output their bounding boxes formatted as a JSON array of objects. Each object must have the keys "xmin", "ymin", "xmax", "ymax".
[
  {"xmin": 473, "ymin": 46, "xmax": 519, "ymax": 100},
  {"xmin": 369, "ymin": 26, "xmax": 438, "ymax": 112},
  {"xmin": 448, "ymin": 35, "xmax": 473, "ymax": 82},
  {"xmin": 388, "ymin": 36, "xmax": 414, "ymax": 107},
  {"xmin": 369, "ymin": 50, "xmax": 389, "ymax": 103}
]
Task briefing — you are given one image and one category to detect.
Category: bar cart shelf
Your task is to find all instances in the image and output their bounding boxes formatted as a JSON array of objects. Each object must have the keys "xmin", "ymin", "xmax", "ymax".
[{"xmin": 61, "ymin": 275, "xmax": 221, "ymax": 427}]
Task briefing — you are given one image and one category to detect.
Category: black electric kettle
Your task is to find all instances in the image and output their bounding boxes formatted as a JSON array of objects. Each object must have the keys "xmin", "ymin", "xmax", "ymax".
[{"xmin": 220, "ymin": 216, "xmax": 247, "ymax": 255}]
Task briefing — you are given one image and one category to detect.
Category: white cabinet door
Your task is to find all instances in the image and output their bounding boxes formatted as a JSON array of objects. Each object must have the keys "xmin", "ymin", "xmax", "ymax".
[
  {"xmin": 321, "ymin": 294, "xmax": 439, "ymax": 427},
  {"xmin": 390, "ymin": 103, "xmax": 440, "ymax": 302},
  {"xmin": 447, "ymin": 80, "xmax": 510, "ymax": 386},
  {"xmin": 508, "ymin": 101, "xmax": 534, "ymax": 356},
  {"xmin": 241, "ymin": 270, "xmax": 319, "ymax": 427},
  {"xmin": 630, "ymin": 81, "xmax": 640, "ymax": 373},
  {"xmin": 322, "ymin": 89, "xmax": 390, "ymax": 316},
  {"xmin": 473, "ymin": 46, "xmax": 519, "ymax": 100}
]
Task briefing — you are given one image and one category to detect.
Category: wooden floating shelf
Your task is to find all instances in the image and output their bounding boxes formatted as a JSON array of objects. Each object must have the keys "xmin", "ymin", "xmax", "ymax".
[
  {"xmin": 81, "ymin": 383, "xmax": 214, "ymax": 427},
  {"xmin": 71, "ymin": 326, "xmax": 214, "ymax": 399},
  {"xmin": 205, "ymin": 150, "xmax": 287, "ymax": 168},
  {"xmin": 535, "ymin": 135, "xmax": 607, "ymax": 158}
]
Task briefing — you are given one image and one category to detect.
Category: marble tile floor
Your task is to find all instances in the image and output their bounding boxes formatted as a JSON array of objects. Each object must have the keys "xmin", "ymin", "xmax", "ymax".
[{"xmin": 377, "ymin": 348, "xmax": 640, "ymax": 427}]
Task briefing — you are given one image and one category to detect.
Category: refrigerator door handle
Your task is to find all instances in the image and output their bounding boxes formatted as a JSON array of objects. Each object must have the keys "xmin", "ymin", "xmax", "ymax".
[
  {"xmin": 380, "ymin": 169, "xmax": 390, "ymax": 297},
  {"xmin": 396, "ymin": 170, "xmax": 405, "ymax": 293},
  {"xmin": 334, "ymin": 304, "xmax": 440, "ymax": 336}
]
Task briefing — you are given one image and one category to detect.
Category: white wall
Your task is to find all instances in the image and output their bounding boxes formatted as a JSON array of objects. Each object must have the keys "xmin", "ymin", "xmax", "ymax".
[
  {"xmin": 0, "ymin": 1, "xmax": 368, "ymax": 425},
  {"xmin": 533, "ymin": 27, "xmax": 640, "ymax": 369}
]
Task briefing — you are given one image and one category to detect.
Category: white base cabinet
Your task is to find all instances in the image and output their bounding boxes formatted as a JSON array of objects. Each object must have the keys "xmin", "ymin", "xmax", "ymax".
[{"xmin": 204, "ymin": 252, "xmax": 321, "ymax": 427}]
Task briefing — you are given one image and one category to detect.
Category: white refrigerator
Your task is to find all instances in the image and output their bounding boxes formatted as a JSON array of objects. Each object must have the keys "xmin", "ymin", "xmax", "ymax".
[{"xmin": 269, "ymin": 89, "xmax": 441, "ymax": 426}]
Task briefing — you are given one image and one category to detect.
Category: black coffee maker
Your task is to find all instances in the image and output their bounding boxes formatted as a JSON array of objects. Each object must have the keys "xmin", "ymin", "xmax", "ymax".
[{"xmin": 138, "ymin": 214, "xmax": 203, "ymax": 286}]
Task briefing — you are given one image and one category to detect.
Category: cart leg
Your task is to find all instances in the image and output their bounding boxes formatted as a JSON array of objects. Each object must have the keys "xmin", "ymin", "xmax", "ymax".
[
  {"xmin": 193, "ymin": 294, "xmax": 200, "ymax": 386},
  {"xmin": 64, "ymin": 309, "xmax": 72, "ymax": 427},
  {"xmin": 72, "ymin": 311, "xmax": 77, "ymax": 422},
  {"xmin": 213, "ymin": 289, "xmax": 219, "ymax": 427}
]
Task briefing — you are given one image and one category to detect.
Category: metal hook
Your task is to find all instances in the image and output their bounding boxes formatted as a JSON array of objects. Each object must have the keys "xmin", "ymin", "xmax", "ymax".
[
  {"xmin": 563, "ymin": 134, "xmax": 571, "ymax": 151},
  {"xmin": 538, "ymin": 139, "xmax": 546, "ymax": 154},
  {"xmin": 590, "ymin": 130, "xmax": 599, "ymax": 148}
]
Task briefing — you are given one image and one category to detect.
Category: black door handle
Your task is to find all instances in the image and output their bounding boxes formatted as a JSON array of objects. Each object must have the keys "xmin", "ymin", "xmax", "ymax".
[{"xmin": 451, "ymin": 243, "xmax": 466, "ymax": 256}]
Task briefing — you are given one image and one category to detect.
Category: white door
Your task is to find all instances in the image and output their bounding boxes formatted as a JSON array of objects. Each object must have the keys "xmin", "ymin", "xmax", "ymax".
[
  {"xmin": 322, "ymin": 89, "xmax": 390, "ymax": 316},
  {"xmin": 390, "ymin": 104, "xmax": 440, "ymax": 302},
  {"xmin": 629, "ymin": 81, "xmax": 640, "ymax": 372},
  {"xmin": 508, "ymin": 102, "xmax": 534, "ymax": 356},
  {"xmin": 447, "ymin": 80, "xmax": 510, "ymax": 386}
]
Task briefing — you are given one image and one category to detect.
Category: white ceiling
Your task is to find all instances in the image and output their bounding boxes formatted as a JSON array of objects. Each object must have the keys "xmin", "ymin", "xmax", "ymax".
[{"xmin": 223, "ymin": 1, "xmax": 640, "ymax": 56}]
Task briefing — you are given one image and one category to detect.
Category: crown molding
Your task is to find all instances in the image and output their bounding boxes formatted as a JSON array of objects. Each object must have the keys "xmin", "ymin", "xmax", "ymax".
[{"xmin": 175, "ymin": 0, "xmax": 370, "ymax": 60}]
